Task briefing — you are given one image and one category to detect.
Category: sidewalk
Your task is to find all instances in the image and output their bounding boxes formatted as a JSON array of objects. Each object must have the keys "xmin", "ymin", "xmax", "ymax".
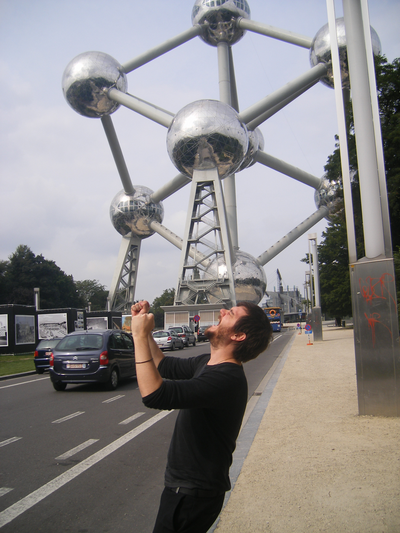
[{"xmin": 215, "ymin": 327, "xmax": 400, "ymax": 533}]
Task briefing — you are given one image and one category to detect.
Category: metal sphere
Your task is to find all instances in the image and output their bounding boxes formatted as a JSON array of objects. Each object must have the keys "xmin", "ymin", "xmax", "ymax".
[
  {"xmin": 167, "ymin": 99, "xmax": 248, "ymax": 179},
  {"xmin": 238, "ymin": 127, "xmax": 264, "ymax": 171},
  {"xmin": 191, "ymin": 0, "xmax": 251, "ymax": 46},
  {"xmin": 110, "ymin": 186, "xmax": 164, "ymax": 239},
  {"xmin": 314, "ymin": 177, "xmax": 343, "ymax": 219},
  {"xmin": 310, "ymin": 18, "xmax": 381, "ymax": 89},
  {"xmin": 206, "ymin": 250, "xmax": 267, "ymax": 305},
  {"xmin": 62, "ymin": 51, "xmax": 127, "ymax": 118}
]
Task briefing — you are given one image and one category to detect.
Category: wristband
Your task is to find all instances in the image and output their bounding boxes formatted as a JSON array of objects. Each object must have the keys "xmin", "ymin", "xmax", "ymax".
[{"xmin": 135, "ymin": 358, "xmax": 153, "ymax": 364}]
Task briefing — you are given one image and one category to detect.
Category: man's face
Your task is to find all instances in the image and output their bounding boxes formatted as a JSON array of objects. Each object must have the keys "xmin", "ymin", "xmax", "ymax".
[{"xmin": 205, "ymin": 306, "xmax": 248, "ymax": 346}]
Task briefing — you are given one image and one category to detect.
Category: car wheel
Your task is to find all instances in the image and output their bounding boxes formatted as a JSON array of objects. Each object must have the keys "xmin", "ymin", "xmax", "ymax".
[
  {"xmin": 170, "ymin": 343, "xmax": 175, "ymax": 351},
  {"xmin": 53, "ymin": 381, "xmax": 67, "ymax": 391},
  {"xmin": 179, "ymin": 342, "xmax": 184, "ymax": 350},
  {"xmin": 36, "ymin": 368, "xmax": 45, "ymax": 375},
  {"xmin": 106, "ymin": 368, "xmax": 119, "ymax": 391}
]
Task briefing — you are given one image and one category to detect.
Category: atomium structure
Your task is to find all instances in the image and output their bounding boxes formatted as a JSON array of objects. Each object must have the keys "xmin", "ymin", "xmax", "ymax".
[{"xmin": 62, "ymin": 0, "xmax": 381, "ymax": 312}]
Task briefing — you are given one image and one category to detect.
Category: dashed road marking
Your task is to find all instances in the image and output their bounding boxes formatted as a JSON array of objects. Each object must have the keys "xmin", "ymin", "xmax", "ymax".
[
  {"xmin": 0, "ymin": 437, "xmax": 22, "ymax": 448},
  {"xmin": 102, "ymin": 395, "xmax": 125, "ymax": 403},
  {"xmin": 55, "ymin": 439, "xmax": 99, "ymax": 461},
  {"xmin": 119, "ymin": 412, "xmax": 145, "ymax": 425},
  {"xmin": 52, "ymin": 412, "xmax": 85, "ymax": 424},
  {"xmin": 0, "ymin": 410, "xmax": 172, "ymax": 529}
]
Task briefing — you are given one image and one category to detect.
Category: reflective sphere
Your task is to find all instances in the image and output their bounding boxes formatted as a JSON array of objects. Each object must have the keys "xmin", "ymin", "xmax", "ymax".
[
  {"xmin": 310, "ymin": 18, "xmax": 381, "ymax": 89},
  {"xmin": 192, "ymin": 0, "xmax": 251, "ymax": 46},
  {"xmin": 110, "ymin": 186, "xmax": 164, "ymax": 239},
  {"xmin": 206, "ymin": 250, "xmax": 267, "ymax": 305},
  {"xmin": 238, "ymin": 128, "xmax": 264, "ymax": 171},
  {"xmin": 167, "ymin": 99, "xmax": 248, "ymax": 179},
  {"xmin": 62, "ymin": 51, "xmax": 127, "ymax": 118},
  {"xmin": 314, "ymin": 177, "xmax": 343, "ymax": 219}
]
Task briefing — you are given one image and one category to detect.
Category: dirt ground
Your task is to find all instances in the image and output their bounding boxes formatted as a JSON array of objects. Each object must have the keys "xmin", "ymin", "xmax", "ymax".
[{"xmin": 215, "ymin": 328, "xmax": 400, "ymax": 533}]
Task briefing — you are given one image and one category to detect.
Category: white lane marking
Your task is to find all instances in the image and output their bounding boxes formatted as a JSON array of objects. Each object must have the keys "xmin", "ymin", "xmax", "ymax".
[
  {"xmin": 55, "ymin": 439, "xmax": 99, "ymax": 461},
  {"xmin": 0, "ymin": 378, "xmax": 48, "ymax": 390},
  {"xmin": 0, "ymin": 489, "xmax": 13, "ymax": 497},
  {"xmin": 272, "ymin": 334, "xmax": 282, "ymax": 342},
  {"xmin": 52, "ymin": 412, "xmax": 85, "ymax": 424},
  {"xmin": 102, "ymin": 395, "xmax": 125, "ymax": 404},
  {"xmin": 0, "ymin": 410, "xmax": 172, "ymax": 529},
  {"xmin": 0, "ymin": 437, "xmax": 22, "ymax": 448},
  {"xmin": 119, "ymin": 412, "xmax": 145, "ymax": 425}
]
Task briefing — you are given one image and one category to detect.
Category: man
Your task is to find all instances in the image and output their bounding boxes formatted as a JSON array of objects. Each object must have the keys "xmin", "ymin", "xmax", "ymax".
[{"xmin": 131, "ymin": 300, "xmax": 273, "ymax": 533}]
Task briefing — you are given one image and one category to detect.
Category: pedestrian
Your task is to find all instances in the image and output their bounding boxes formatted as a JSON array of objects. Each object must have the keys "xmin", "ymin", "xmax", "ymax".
[{"xmin": 131, "ymin": 300, "xmax": 273, "ymax": 533}]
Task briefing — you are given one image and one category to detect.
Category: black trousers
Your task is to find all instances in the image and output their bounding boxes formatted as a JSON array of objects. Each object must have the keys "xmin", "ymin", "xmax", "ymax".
[{"xmin": 152, "ymin": 487, "xmax": 225, "ymax": 533}]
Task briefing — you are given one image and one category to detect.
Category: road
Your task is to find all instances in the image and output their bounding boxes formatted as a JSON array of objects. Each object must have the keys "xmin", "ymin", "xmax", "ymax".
[{"xmin": 0, "ymin": 331, "xmax": 293, "ymax": 532}]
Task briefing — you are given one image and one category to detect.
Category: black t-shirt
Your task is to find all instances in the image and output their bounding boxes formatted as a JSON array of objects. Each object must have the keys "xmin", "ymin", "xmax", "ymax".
[{"xmin": 142, "ymin": 353, "xmax": 248, "ymax": 493}]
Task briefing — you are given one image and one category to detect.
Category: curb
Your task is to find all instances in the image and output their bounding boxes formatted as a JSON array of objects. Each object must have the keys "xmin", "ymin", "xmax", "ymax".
[{"xmin": 0, "ymin": 371, "xmax": 38, "ymax": 381}]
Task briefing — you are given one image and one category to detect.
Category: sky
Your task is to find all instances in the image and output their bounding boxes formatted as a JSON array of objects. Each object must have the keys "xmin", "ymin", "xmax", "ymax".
[{"xmin": 1, "ymin": 0, "xmax": 399, "ymax": 306}]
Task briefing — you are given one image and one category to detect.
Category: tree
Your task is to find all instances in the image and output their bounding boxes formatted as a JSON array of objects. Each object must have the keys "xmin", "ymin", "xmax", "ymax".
[
  {"xmin": 0, "ymin": 245, "xmax": 84, "ymax": 309},
  {"xmin": 0, "ymin": 260, "xmax": 9, "ymax": 304},
  {"xmin": 316, "ymin": 56, "xmax": 400, "ymax": 323},
  {"xmin": 150, "ymin": 288, "xmax": 175, "ymax": 328},
  {"xmin": 75, "ymin": 279, "xmax": 109, "ymax": 311}
]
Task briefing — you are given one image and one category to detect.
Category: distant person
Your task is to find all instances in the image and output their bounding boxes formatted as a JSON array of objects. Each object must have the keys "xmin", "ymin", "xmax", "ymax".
[{"xmin": 131, "ymin": 300, "xmax": 273, "ymax": 533}]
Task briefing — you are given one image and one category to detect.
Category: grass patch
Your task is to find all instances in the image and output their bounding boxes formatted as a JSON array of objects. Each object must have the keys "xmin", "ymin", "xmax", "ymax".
[{"xmin": 0, "ymin": 354, "xmax": 36, "ymax": 377}]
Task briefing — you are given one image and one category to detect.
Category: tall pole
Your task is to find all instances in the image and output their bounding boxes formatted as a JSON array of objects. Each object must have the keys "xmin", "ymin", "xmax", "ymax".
[
  {"xmin": 218, "ymin": 42, "xmax": 239, "ymax": 251},
  {"xmin": 329, "ymin": 0, "xmax": 400, "ymax": 416},
  {"xmin": 309, "ymin": 234, "xmax": 323, "ymax": 341},
  {"xmin": 342, "ymin": 0, "xmax": 384, "ymax": 258}
]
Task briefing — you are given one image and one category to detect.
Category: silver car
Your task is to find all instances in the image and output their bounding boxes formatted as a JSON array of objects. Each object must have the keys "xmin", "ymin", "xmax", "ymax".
[
  {"xmin": 168, "ymin": 326, "xmax": 196, "ymax": 347},
  {"xmin": 153, "ymin": 330, "xmax": 184, "ymax": 351}
]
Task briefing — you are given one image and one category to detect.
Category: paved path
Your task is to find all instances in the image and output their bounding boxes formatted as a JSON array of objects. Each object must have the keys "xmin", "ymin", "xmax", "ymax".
[{"xmin": 215, "ymin": 327, "xmax": 400, "ymax": 533}]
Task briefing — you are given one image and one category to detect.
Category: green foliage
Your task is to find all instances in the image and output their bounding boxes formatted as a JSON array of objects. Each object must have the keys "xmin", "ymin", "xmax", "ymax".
[
  {"xmin": 75, "ymin": 279, "xmax": 108, "ymax": 311},
  {"xmin": 0, "ymin": 245, "xmax": 84, "ymax": 308},
  {"xmin": 0, "ymin": 355, "xmax": 35, "ymax": 376},
  {"xmin": 150, "ymin": 288, "xmax": 175, "ymax": 328},
  {"xmin": 0, "ymin": 245, "xmax": 108, "ymax": 310},
  {"xmin": 393, "ymin": 247, "xmax": 400, "ymax": 326},
  {"xmin": 376, "ymin": 57, "xmax": 400, "ymax": 249},
  {"xmin": 316, "ymin": 56, "xmax": 400, "ymax": 322},
  {"xmin": 318, "ymin": 220, "xmax": 352, "ymax": 319}
]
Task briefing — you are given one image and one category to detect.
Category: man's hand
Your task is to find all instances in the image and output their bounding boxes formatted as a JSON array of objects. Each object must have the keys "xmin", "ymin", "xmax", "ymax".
[
  {"xmin": 131, "ymin": 300, "xmax": 154, "ymax": 339},
  {"xmin": 131, "ymin": 300, "xmax": 150, "ymax": 317},
  {"xmin": 131, "ymin": 312, "xmax": 155, "ymax": 339}
]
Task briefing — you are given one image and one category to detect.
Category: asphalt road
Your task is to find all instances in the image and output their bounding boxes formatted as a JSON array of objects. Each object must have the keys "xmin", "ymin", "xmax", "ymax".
[{"xmin": 0, "ymin": 331, "xmax": 292, "ymax": 532}]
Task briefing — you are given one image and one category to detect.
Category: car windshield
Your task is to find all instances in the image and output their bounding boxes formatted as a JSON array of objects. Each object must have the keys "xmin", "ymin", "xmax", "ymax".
[
  {"xmin": 170, "ymin": 327, "xmax": 183, "ymax": 333},
  {"xmin": 56, "ymin": 334, "xmax": 103, "ymax": 351},
  {"xmin": 153, "ymin": 331, "xmax": 169, "ymax": 338},
  {"xmin": 37, "ymin": 339, "xmax": 62, "ymax": 349}
]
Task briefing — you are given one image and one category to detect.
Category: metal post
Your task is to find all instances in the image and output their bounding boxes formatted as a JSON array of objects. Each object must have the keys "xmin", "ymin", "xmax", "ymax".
[
  {"xmin": 217, "ymin": 41, "xmax": 239, "ymax": 251},
  {"xmin": 34, "ymin": 288, "xmax": 40, "ymax": 311},
  {"xmin": 309, "ymin": 234, "xmax": 323, "ymax": 341},
  {"xmin": 342, "ymin": 0, "xmax": 384, "ymax": 259},
  {"xmin": 335, "ymin": 0, "xmax": 400, "ymax": 415}
]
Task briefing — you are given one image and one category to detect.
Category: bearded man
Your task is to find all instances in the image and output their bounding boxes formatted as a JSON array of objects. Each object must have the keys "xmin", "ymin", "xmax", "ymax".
[{"xmin": 131, "ymin": 301, "xmax": 272, "ymax": 533}]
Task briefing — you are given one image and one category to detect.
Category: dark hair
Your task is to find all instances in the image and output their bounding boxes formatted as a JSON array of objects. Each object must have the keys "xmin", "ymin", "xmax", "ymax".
[{"xmin": 232, "ymin": 302, "xmax": 273, "ymax": 363}]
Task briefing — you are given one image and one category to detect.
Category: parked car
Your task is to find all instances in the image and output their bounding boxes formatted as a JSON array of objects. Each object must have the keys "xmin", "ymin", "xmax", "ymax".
[
  {"xmin": 34, "ymin": 338, "xmax": 64, "ymax": 374},
  {"xmin": 49, "ymin": 330, "xmax": 135, "ymax": 391},
  {"xmin": 169, "ymin": 326, "xmax": 196, "ymax": 347},
  {"xmin": 152, "ymin": 330, "xmax": 184, "ymax": 351},
  {"xmin": 197, "ymin": 326, "xmax": 209, "ymax": 342}
]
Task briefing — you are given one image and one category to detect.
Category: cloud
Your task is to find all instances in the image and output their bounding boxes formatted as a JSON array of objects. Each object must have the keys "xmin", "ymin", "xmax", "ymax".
[{"xmin": 0, "ymin": 0, "xmax": 397, "ymax": 305}]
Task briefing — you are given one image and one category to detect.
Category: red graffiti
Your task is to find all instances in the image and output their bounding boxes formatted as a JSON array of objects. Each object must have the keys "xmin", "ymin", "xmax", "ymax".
[
  {"xmin": 364, "ymin": 312, "xmax": 393, "ymax": 348},
  {"xmin": 359, "ymin": 273, "xmax": 397, "ymax": 309}
]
